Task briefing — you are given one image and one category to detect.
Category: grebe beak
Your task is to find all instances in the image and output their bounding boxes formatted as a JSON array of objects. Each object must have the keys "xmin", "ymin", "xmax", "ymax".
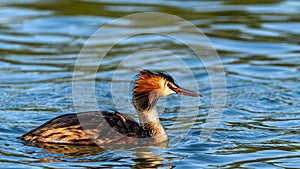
[{"xmin": 174, "ymin": 87, "xmax": 202, "ymax": 97}]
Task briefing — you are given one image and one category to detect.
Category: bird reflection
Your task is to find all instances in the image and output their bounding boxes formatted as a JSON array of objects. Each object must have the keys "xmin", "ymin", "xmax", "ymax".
[
  {"xmin": 132, "ymin": 147, "xmax": 175, "ymax": 169},
  {"xmin": 26, "ymin": 142, "xmax": 174, "ymax": 168}
]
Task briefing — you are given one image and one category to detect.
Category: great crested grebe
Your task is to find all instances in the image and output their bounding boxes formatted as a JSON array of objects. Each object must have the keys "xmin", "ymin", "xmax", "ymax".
[{"xmin": 19, "ymin": 70, "xmax": 201, "ymax": 147}]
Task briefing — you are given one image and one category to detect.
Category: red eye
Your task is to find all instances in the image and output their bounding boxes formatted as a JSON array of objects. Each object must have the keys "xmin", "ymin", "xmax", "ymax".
[{"xmin": 167, "ymin": 83, "xmax": 175, "ymax": 91}]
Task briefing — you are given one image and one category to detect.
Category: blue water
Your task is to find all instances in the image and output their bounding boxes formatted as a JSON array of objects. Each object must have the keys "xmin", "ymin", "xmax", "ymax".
[{"xmin": 0, "ymin": 0, "xmax": 299, "ymax": 168}]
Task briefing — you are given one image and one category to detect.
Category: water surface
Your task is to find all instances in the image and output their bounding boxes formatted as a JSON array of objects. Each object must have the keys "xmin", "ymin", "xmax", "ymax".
[{"xmin": 0, "ymin": 0, "xmax": 299, "ymax": 168}]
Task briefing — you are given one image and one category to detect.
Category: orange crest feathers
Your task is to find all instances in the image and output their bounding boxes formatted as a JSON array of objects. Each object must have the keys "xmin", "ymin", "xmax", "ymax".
[{"xmin": 132, "ymin": 70, "xmax": 174, "ymax": 112}]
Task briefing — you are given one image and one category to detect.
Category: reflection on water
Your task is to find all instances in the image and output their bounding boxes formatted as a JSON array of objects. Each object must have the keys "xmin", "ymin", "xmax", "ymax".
[{"xmin": 0, "ymin": 0, "xmax": 299, "ymax": 168}]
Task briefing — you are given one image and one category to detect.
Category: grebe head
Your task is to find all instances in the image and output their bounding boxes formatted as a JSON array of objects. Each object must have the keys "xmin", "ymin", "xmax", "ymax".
[{"xmin": 133, "ymin": 69, "xmax": 201, "ymax": 112}]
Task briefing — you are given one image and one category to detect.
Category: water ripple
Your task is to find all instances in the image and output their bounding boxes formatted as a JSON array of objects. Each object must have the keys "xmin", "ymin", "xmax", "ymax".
[{"xmin": 0, "ymin": 0, "xmax": 299, "ymax": 168}]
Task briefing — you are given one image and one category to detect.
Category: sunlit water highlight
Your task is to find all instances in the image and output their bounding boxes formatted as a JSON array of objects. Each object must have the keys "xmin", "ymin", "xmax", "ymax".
[{"xmin": 0, "ymin": 0, "xmax": 299, "ymax": 168}]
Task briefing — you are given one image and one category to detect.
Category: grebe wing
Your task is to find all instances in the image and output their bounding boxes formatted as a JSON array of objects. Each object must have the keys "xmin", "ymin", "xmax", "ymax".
[{"xmin": 19, "ymin": 113, "xmax": 94, "ymax": 144}]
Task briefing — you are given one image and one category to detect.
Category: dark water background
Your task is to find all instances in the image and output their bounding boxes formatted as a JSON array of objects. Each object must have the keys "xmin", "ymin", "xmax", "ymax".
[{"xmin": 0, "ymin": 0, "xmax": 299, "ymax": 168}]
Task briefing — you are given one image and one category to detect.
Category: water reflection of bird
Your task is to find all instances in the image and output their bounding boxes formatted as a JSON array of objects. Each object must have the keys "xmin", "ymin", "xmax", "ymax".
[{"xmin": 19, "ymin": 70, "xmax": 201, "ymax": 147}]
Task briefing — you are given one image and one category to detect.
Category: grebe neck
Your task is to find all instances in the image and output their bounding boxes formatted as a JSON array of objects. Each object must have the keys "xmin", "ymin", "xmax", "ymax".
[
  {"xmin": 137, "ymin": 107, "xmax": 167, "ymax": 139},
  {"xmin": 137, "ymin": 107, "xmax": 160, "ymax": 130},
  {"xmin": 132, "ymin": 89, "xmax": 167, "ymax": 138}
]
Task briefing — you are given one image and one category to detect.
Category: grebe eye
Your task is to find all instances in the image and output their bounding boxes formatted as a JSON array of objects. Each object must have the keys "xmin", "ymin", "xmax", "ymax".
[{"xmin": 167, "ymin": 83, "xmax": 175, "ymax": 91}]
